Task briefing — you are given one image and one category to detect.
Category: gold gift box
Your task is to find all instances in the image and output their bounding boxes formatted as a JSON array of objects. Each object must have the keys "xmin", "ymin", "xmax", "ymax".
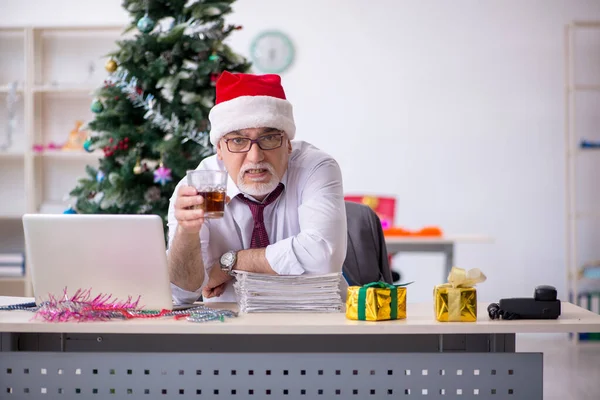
[
  {"xmin": 434, "ymin": 267, "xmax": 486, "ymax": 322},
  {"xmin": 346, "ymin": 282, "xmax": 407, "ymax": 321},
  {"xmin": 434, "ymin": 285, "xmax": 477, "ymax": 322}
]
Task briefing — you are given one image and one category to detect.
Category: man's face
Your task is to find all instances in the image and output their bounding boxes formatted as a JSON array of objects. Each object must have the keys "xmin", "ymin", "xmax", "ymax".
[{"xmin": 217, "ymin": 127, "xmax": 292, "ymax": 200}]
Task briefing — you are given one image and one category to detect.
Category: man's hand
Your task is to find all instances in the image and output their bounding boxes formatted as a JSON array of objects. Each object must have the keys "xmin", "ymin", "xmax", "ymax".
[
  {"xmin": 174, "ymin": 185, "xmax": 205, "ymax": 236},
  {"xmin": 202, "ymin": 282, "xmax": 227, "ymax": 298},
  {"xmin": 202, "ymin": 265, "xmax": 233, "ymax": 299}
]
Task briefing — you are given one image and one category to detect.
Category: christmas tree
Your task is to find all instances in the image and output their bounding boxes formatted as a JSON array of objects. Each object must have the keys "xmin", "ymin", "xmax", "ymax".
[{"xmin": 69, "ymin": 0, "xmax": 250, "ymax": 238}]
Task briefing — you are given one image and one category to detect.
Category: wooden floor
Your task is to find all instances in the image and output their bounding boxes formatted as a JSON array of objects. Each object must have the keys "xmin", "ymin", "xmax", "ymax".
[{"xmin": 516, "ymin": 334, "xmax": 600, "ymax": 400}]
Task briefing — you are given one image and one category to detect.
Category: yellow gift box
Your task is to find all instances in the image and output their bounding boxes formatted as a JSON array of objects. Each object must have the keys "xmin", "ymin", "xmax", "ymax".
[
  {"xmin": 346, "ymin": 282, "xmax": 407, "ymax": 321},
  {"xmin": 434, "ymin": 267, "xmax": 486, "ymax": 322}
]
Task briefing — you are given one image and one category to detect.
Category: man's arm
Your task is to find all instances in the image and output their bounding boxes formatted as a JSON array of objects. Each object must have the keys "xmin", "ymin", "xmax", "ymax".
[
  {"xmin": 202, "ymin": 248, "xmax": 274, "ymax": 298},
  {"xmin": 235, "ymin": 248, "xmax": 275, "ymax": 274},
  {"xmin": 265, "ymin": 157, "xmax": 347, "ymax": 275},
  {"xmin": 167, "ymin": 184, "xmax": 209, "ymax": 303},
  {"xmin": 168, "ymin": 226, "xmax": 205, "ymax": 291}
]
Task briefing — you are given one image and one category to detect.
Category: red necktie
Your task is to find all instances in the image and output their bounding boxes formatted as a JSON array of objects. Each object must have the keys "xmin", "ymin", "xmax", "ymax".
[{"xmin": 237, "ymin": 183, "xmax": 285, "ymax": 248}]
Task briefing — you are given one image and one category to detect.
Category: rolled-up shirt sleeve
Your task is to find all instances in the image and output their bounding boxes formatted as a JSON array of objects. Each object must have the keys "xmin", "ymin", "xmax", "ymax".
[{"xmin": 265, "ymin": 159, "xmax": 347, "ymax": 275}]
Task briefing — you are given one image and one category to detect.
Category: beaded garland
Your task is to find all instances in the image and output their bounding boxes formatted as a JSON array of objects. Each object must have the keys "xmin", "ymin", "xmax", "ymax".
[{"xmin": 0, "ymin": 289, "xmax": 237, "ymax": 323}]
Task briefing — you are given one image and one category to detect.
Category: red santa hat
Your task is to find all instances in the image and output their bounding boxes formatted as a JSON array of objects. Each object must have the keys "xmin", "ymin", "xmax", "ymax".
[{"xmin": 209, "ymin": 72, "xmax": 296, "ymax": 146}]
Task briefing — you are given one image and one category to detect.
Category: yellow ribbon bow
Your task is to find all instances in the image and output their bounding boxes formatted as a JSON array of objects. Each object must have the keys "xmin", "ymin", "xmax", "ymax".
[
  {"xmin": 440, "ymin": 267, "xmax": 487, "ymax": 321},
  {"xmin": 447, "ymin": 266, "xmax": 487, "ymax": 288}
]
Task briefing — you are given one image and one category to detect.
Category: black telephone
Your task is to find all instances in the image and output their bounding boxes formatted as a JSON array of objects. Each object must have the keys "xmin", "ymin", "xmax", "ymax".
[{"xmin": 488, "ymin": 285, "xmax": 561, "ymax": 320}]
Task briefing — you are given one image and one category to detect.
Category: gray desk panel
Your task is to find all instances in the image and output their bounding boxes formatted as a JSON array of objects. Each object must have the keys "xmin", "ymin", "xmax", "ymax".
[
  {"xmin": 4, "ymin": 333, "xmax": 515, "ymax": 353},
  {"xmin": 0, "ymin": 351, "xmax": 542, "ymax": 399}
]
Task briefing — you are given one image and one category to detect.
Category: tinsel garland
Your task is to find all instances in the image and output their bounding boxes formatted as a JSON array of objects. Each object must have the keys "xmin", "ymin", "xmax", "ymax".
[
  {"xmin": 0, "ymin": 288, "xmax": 236, "ymax": 323},
  {"xmin": 102, "ymin": 69, "xmax": 213, "ymax": 156}
]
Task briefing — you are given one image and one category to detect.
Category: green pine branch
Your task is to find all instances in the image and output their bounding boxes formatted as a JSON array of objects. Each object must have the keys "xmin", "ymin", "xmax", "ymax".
[{"xmin": 69, "ymin": 0, "xmax": 251, "ymax": 241}]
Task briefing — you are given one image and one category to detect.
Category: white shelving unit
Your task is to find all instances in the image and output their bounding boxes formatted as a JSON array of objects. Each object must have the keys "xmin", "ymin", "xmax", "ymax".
[
  {"xmin": 564, "ymin": 21, "xmax": 600, "ymax": 342},
  {"xmin": 0, "ymin": 25, "xmax": 123, "ymax": 296}
]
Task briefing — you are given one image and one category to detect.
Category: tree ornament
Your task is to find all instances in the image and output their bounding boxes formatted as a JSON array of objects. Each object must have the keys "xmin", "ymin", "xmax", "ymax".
[
  {"xmin": 133, "ymin": 157, "xmax": 143, "ymax": 174},
  {"xmin": 153, "ymin": 162, "xmax": 172, "ymax": 186},
  {"xmin": 96, "ymin": 170, "xmax": 105, "ymax": 183},
  {"xmin": 63, "ymin": 206, "xmax": 77, "ymax": 214},
  {"xmin": 105, "ymin": 59, "xmax": 118, "ymax": 73},
  {"xmin": 83, "ymin": 138, "xmax": 93, "ymax": 152},
  {"xmin": 137, "ymin": 14, "xmax": 155, "ymax": 33},
  {"xmin": 209, "ymin": 52, "xmax": 220, "ymax": 61},
  {"xmin": 90, "ymin": 99, "xmax": 104, "ymax": 113}
]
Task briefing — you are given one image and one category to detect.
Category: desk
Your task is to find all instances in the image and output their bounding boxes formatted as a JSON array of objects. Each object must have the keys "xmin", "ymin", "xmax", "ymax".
[
  {"xmin": 385, "ymin": 235, "xmax": 493, "ymax": 281},
  {"xmin": 1, "ymin": 297, "xmax": 599, "ymax": 399}
]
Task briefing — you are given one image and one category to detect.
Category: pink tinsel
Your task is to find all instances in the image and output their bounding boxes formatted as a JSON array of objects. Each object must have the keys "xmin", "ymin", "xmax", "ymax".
[{"xmin": 35, "ymin": 288, "xmax": 142, "ymax": 322}]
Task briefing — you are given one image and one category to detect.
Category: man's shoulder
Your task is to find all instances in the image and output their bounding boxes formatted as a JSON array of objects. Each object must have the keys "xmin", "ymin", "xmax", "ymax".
[
  {"xmin": 196, "ymin": 154, "xmax": 225, "ymax": 171},
  {"xmin": 289, "ymin": 140, "xmax": 338, "ymax": 168}
]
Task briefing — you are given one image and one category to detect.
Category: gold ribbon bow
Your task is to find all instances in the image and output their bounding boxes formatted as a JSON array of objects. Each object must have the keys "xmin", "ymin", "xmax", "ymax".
[{"xmin": 440, "ymin": 267, "xmax": 487, "ymax": 321}]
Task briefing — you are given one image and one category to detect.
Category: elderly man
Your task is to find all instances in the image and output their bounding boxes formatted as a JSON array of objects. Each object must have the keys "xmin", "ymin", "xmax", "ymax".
[{"xmin": 167, "ymin": 71, "xmax": 347, "ymax": 303}]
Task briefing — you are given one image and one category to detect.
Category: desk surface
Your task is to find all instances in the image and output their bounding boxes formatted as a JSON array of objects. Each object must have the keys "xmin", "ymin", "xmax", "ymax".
[
  {"xmin": 384, "ymin": 235, "xmax": 494, "ymax": 245},
  {"xmin": 1, "ymin": 297, "xmax": 599, "ymax": 335}
]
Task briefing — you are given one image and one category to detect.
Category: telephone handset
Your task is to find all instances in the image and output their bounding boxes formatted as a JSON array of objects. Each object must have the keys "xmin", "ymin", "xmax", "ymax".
[{"xmin": 488, "ymin": 285, "xmax": 561, "ymax": 320}]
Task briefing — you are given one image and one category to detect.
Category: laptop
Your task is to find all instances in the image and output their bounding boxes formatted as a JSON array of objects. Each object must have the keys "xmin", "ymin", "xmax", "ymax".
[{"xmin": 22, "ymin": 213, "xmax": 185, "ymax": 311}]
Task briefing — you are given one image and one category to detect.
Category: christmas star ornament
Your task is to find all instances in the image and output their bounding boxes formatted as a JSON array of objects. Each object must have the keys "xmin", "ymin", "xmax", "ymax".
[{"xmin": 153, "ymin": 163, "xmax": 172, "ymax": 186}]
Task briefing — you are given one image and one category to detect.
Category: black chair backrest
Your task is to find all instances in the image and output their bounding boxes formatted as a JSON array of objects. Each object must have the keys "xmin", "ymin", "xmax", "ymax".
[{"xmin": 342, "ymin": 201, "xmax": 393, "ymax": 286}]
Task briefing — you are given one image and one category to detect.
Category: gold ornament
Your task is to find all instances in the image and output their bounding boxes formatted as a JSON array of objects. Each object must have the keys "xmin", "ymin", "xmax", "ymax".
[
  {"xmin": 105, "ymin": 59, "xmax": 118, "ymax": 73},
  {"xmin": 133, "ymin": 157, "xmax": 143, "ymax": 174}
]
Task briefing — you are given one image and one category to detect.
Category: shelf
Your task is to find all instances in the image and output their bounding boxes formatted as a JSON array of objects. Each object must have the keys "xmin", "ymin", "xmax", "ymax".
[
  {"xmin": 571, "ymin": 21, "xmax": 600, "ymax": 28},
  {"xmin": 0, "ymin": 84, "xmax": 24, "ymax": 93},
  {"xmin": 34, "ymin": 26, "xmax": 123, "ymax": 33},
  {"xmin": 568, "ymin": 147, "xmax": 600, "ymax": 156},
  {"xmin": 0, "ymin": 276, "xmax": 25, "ymax": 282},
  {"xmin": 0, "ymin": 152, "xmax": 25, "ymax": 160},
  {"xmin": 34, "ymin": 150, "xmax": 103, "ymax": 161},
  {"xmin": 570, "ymin": 213, "xmax": 600, "ymax": 220},
  {"xmin": 0, "ymin": 214, "xmax": 24, "ymax": 220},
  {"xmin": 569, "ymin": 84, "xmax": 600, "ymax": 92},
  {"xmin": 33, "ymin": 84, "xmax": 98, "ymax": 94},
  {"xmin": 0, "ymin": 277, "xmax": 26, "ymax": 282},
  {"xmin": 0, "ymin": 27, "xmax": 26, "ymax": 32}
]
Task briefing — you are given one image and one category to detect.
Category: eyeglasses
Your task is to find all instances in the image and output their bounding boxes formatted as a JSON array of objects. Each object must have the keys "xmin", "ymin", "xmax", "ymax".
[{"xmin": 223, "ymin": 133, "xmax": 284, "ymax": 153}]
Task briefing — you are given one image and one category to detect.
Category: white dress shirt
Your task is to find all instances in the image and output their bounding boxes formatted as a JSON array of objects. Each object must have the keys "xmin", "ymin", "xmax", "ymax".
[{"xmin": 168, "ymin": 140, "xmax": 348, "ymax": 303}]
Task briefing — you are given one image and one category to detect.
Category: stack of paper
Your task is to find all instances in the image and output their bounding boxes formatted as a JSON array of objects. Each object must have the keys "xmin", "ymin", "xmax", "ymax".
[{"xmin": 233, "ymin": 271, "xmax": 343, "ymax": 313}]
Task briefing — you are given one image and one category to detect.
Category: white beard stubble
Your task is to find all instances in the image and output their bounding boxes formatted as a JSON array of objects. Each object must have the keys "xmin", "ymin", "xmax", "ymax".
[{"xmin": 237, "ymin": 162, "xmax": 280, "ymax": 198}]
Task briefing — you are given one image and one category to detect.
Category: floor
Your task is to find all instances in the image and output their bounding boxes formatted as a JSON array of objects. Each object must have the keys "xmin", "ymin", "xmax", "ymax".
[{"xmin": 516, "ymin": 334, "xmax": 600, "ymax": 400}]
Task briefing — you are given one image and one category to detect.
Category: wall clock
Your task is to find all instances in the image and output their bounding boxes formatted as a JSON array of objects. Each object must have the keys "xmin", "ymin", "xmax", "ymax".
[{"xmin": 250, "ymin": 30, "xmax": 295, "ymax": 74}]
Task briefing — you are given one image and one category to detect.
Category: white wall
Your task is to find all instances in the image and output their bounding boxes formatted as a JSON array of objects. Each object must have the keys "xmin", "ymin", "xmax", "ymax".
[{"xmin": 2, "ymin": 0, "xmax": 600, "ymax": 303}]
